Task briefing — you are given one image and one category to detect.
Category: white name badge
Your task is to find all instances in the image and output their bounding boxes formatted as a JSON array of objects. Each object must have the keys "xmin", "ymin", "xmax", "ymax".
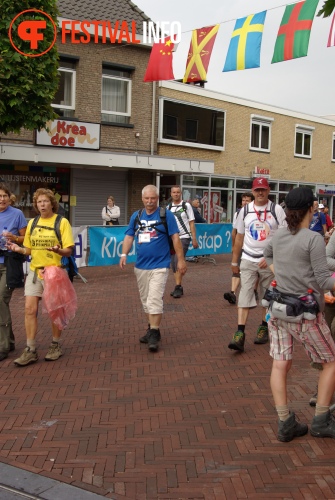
[
  {"xmin": 254, "ymin": 222, "xmax": 266, "ymax": 231},
  {"xmin": 139, "ymin": 233, "xmax": 151, "ymax": 243}
]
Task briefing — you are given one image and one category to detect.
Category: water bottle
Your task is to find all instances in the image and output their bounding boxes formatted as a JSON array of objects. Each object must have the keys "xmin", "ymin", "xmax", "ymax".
[
  {"xmin": 262, "ymin": 280, "xmax": 277, "ymax": 307},
  {"xmin": 0, "ymin": 227, "xmax": 8, "ymax": 251}
]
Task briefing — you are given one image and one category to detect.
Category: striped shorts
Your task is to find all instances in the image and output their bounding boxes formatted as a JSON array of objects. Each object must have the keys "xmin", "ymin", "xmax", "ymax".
[{"xmin": 269, "ymin": 312, "xmax": 335, "ymax": 363}]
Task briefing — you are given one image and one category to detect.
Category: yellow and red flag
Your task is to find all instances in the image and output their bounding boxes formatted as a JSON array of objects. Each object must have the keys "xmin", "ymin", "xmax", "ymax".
[
  {"xmin": 143, "ymin": 37, "xmax": 175, "ymax": 82},
  {"xmin": 183, "ymin": 25, "xmax": 219, "ymax": 82}
]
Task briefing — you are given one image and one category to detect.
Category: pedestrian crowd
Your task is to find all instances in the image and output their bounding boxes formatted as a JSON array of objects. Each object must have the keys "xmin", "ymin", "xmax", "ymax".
[{"xmin": 1, "ymin": 180, "xmax": 335, "ymax": 444}]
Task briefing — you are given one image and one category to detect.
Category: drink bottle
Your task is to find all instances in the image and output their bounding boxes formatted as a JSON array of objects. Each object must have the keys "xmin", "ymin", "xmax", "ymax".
[
  {"xmin": 300, "ymin": 288, "xmax": 318, "ymax": 319},
  {"xmin": 0, "ymin": 227, "xmax": 8, "ymax": 250},
  {"xmin": 262, "ymin": 280, "xmax": 277, "ymax": 307}
]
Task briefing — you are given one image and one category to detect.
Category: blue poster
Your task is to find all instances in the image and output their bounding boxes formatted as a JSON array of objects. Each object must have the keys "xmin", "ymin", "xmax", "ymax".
[{"xmin": 88, "ymin": 223, "xmax": 233, "ymax": 267}]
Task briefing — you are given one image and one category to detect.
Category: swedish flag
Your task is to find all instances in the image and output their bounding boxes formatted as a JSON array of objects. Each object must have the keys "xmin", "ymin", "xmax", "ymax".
[{"xmin": 223, "ymin": 11, "xmax": 267, "ymax": 72}]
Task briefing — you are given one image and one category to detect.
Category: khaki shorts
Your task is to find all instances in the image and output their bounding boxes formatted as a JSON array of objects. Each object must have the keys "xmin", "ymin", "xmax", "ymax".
[
  {"xmin": 269, "ymin": 313, "xmax": 335, "ymax": 363},
  {"xmin": 134, "ymin": 267, "xmax": 169, "ymax": 315},
  {"xmin": 238, "ymin": 259, "xmax": 274, "ymax": 308},
  {"xmin": 24, "ymin": 269, "xmax": 45, "ymax": 297}
]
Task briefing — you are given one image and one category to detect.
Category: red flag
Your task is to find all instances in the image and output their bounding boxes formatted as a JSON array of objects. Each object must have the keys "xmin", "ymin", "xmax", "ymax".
[
  {"xmin": 183, "ymin": 25, "xmax": 219, "ymax": 82},
  {"xmin": 143, "ymin": 37, "xmax": 175, "ymax": 82}
]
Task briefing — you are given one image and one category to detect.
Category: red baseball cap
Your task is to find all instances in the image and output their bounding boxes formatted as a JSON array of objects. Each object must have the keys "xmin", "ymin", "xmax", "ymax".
[{"xmin": 252, "ymin": 177, "xmax": 270, "ymax": 190}]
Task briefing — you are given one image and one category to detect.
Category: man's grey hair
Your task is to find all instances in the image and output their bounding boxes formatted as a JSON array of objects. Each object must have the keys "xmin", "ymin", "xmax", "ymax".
[{"xmin": 142, "ymin": 185, "xmax": 159, "ymax": 196}]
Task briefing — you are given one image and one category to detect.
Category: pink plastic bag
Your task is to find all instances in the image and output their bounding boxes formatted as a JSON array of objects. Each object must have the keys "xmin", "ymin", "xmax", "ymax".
[{"xmin": 41, "ymin": 266, "xmax": 78, "ymax": 330}]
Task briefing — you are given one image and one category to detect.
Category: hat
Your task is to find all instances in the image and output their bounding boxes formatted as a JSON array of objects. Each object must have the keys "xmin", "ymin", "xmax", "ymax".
[
  {"xmin": 318, "ymin": 203, "xmax": 325, "ymax": 209},
  {"xmin": 285, "ymin": 187, "xmax": 314, "ymax": 211},
  {"xmin": 252, "ymin": 177, "xmax": 270, "ymax": 190}
]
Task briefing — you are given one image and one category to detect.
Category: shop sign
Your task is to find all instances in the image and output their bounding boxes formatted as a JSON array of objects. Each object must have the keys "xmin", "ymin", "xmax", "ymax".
[
  {"xmin": 36, "ymin": 120, "xmax": 100, "ymax": 149},
  {"xmin": 253, "ymin": 166, "xmax": 270, "ymax": 177}
]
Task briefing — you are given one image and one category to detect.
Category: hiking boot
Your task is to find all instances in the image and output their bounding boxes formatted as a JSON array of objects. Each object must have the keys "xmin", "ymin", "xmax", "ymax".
[
  {"xmin": 228, "ymin": 331, "xmax": 245, "ymax": 352},
  {"xmin": 277, "ymin": 412, "xmax": 308, "ymax": 442},
  {"xmin": 45, "ymin": 342, "xmax": 62, "ymax": 361},
  {"xmin": 309, "ymin": 391, "xmax": 318, "ymax": 407},
  {"xmin": 148, "ymin": 329, "xmax": 161, "ymax": 352},
  {"xmin": 224, "ymin": 291, "xmax": 236, "ymax": 305},
  {"xmin": 140, "ymin": 326, "xmax": 161, "ymax": 344},
  {"xmin": 311, "ymin": 410, "xmax": 335, "ymax": 439},
  {"xmin": 0, "ymin": 352, "xmax": 8, "ymax": 361},
  {"xmin": 14, "ymin": 347, "xmax": 38, "ymax": 366},
  {"xmin": 254, "ymin": 325, "xmax": 269, "ymax": 344},
  {"xmin": 170, "ymin": 285, "xmax": 183, "ymax": 298},
  {"xmin": 9, "ymin": 344, "xmax": 15, "ymax": 352}
]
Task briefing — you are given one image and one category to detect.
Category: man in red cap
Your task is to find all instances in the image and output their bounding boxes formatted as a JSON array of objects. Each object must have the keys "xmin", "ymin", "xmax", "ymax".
[{"xmin": 228, "ymin": 177, "xmax": 286, "ymax": 352}]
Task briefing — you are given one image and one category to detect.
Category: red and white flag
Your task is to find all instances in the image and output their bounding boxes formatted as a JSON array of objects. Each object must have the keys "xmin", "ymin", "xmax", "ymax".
[{"xmin": 327, "ymin": 12, "xmax": 335, "ymax": 47}]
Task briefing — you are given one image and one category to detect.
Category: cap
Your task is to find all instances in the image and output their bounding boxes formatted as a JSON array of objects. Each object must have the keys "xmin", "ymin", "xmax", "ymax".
[
  {"xmin": 252, "ymin": 177, "xmax": 270, "ymax": 190},
  {"xmin": 285, "ymin": 187, "xmax": 314, "ymax": 211},
  {"xmin": 318, "ymin": 203, "xmax": 325, "ymax": 209}
]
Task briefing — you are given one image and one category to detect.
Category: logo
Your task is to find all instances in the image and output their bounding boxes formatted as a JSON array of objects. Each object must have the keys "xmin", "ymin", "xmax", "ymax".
[{"xmin": 9, "ymin": 9, "xmax": 57, "ymax": 57}]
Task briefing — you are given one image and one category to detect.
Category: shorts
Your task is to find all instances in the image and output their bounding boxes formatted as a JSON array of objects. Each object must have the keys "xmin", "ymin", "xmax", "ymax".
[
  {"xmin": 269, "ymin": 312, "xmax": 335, "ymax": 363},
  {"xmin": 238, "ymin": 259, "xmax": 273, "ymax": 308},
  {"xmin": 24, "ymin": 269, "xmax": 45, "ymax": 297},
  {"xmin": 171, "ymin": 237, "xmax": 190, "ymax": 273},
  {"xmin": 134, "ymin": 267, "xmax": 169, "ymax": 315}
]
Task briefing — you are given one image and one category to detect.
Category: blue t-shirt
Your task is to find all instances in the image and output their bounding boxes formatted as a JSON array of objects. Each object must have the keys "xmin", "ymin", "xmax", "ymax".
[
  {"xmin": 310, "ymin": 211, "xmax": 326, "ymax": 233},
  {"xmin": 0, "ymin": 206, "xmax": 27, "ymax": 264},
  {"xmin": 125, "ymin": 207, "xmax": 179, "ymax": 270}
]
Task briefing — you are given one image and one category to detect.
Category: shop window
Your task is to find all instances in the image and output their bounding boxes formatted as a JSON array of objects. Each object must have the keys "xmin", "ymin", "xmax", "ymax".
[
  {"xmin": 295, "ymin": 124, "xmax": 314, "ymax": 158},
  {"xmin": 159, "ymin": 98, "xmax": 225, "ymax": 150},
  {"xmin": 52, "ymin": 60, "xmax": 76, "ymax": 118},
  {"xmin": 101, "ymin": 66, "xmax": 132, "ymax": 124},
  {"xmin": 250, "ymin": 115, "xmax": 273, "ymax": 152}
]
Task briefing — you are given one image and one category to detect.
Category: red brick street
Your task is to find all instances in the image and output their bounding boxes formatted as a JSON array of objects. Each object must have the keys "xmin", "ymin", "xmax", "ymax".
[{"xmin": 1, "ymin": 254, "xmax": 334, "ymax": 499}]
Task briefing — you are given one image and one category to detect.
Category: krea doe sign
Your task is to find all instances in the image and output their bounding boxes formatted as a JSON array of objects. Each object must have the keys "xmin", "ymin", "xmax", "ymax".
[{"xmin": 36, "ymin": 120, "xmax": 100, "ymax": 149}]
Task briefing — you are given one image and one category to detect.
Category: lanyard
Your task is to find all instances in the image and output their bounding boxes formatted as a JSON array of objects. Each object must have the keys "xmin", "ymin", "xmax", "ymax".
[{"xmin": 253, "ymin": 203, "xmax": 267, "ymax": 222}]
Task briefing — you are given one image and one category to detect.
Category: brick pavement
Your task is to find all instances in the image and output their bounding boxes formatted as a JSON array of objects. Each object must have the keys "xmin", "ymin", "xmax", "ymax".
[{"xmin": 0, "ymin": 254, "xmax": 334, "ymax": 499}]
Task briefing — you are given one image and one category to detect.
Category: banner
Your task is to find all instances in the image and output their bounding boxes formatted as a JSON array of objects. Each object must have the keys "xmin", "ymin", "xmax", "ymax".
[{"xmin": 88, "ymin": 224, "xmax": 233, "ymax": 266}]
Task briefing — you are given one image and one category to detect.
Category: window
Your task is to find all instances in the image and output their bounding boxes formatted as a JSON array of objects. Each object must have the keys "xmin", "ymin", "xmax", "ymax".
[
  {"xmin": 101, "ymin": 66, "xmax": 132, "ymax": 124},
  {"xmin": 52, "ymin": 60, "xmax": 76, "ymax": 118},
  {"xmin": 159, "ymin": 98, "xmax": 225, "ymax": 150},
  {"xmin": 295, "ymin": 124, "xmax": 314, "ymax": 158},
  {"xmin": 332, "ymin": 133, "xmax": 335, "ymax": 161},
  {"xmin": 250, "ymin": 115, "xmax": 273, "ymax": 152}
]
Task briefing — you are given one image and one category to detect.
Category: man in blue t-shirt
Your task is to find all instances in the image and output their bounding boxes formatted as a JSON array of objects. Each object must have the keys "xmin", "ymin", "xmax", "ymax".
[
  {"xmin": 120, "ymin": 185, "xmax": 187, "ymax": 352},
  {"xmin": 309, "ymin": 199, "xmax": 326, "ymax": 236}
]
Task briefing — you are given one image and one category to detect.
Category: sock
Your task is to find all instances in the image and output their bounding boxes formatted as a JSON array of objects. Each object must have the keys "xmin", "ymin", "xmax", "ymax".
[
  {"xmin": 315, "ymin": 404, "xmax": 329, "ymax": 416},
  {"xmin": 276, "ymin": 405, "xmax": 290, "ymax": 421},
  {"xmin": 52, "ymin": 337, "xmax": 60, "ymax": 344},
  {"xmin": 237, "ymin": 325, "xmax": 245, "ymax": 333},
  {"xmin": 231, "ymin": 291, "xmax": 236, "ymax": 294},
  {"xmin": 27, "ymin": 340, "xmax": 36, "ymax": 351},
  {"xmin": 262, "ymin": 320, "xmax": 267, "ymax": 327},
  {"xmin": 150, "ymin": 326, "xmax": 159, "ymax": 330}
]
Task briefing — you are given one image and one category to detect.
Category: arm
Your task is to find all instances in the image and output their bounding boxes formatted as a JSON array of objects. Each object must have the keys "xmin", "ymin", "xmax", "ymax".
[
  {"xmin": 6, "ymin": 242, "xmax": 31, "ymax": 257},
  {"xmin": 119, "ymin": 235, "xmax": 134, "ymax": 269},
  {"xmin": 231, "ymin": 233, "xmax": 244, "ymax": 274},
  {"xmin": 189, "ymin": 220, "xmax": 198, "ymax": 249},
  {"xmin": 46, "ymin": 244, "xmax": 74, "ymax": 257},
  {"xmin": 171, "ymin": 233, "xmax": 187, "ymax": 275},
  {"xmin": 5, "ymin": 226, "xmax": 27, "ymax": 245},
  {"xmin": 101, "ymin": 207, "xmax": 109, "ymax": 222},
  {"xmin": 231, "ymin": 228, "xmax": 237, "ymax": 248},
  {"xmin": 113, "ymin": 206, "xmax": 121, "ymax": 219},
  {"xmin": 326, "ymin": 231, "xmax": 335, "ymax": 271}
]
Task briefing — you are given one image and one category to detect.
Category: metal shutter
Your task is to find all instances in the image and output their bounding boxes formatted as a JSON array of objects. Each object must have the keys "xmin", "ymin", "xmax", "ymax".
[{"xmin": 72, "ymin": 169, "xmax": 127, "ymax": 226}]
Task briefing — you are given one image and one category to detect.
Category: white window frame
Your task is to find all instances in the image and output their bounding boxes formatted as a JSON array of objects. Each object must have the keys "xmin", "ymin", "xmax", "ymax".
[
  {"xmin": 332, "ymin": 132, "xmax": 335, "ymax": 162},
  {"xmin": 294, "ymin": 124, "xmax": 314, "ymax": 159},
  {"xmin": 158, "ymin": 97, "xmax": 226, "ymax": 151},
  {"xmin": 101, "ymin": 75, "xmax": 132, "ymax": 120},
  {"xmin": 250, "ymin": 114, "xmax": 273, "ymax": 153},
  {"xmin": 51, "ymin": 67, "xmax": 76, "ymax": 112}
]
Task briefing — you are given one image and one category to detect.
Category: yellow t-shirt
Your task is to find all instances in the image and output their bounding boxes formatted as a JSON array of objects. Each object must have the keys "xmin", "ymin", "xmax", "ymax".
[{"xmin": 24, "ymin": 214, "xmax": 74, "ymax": 272}]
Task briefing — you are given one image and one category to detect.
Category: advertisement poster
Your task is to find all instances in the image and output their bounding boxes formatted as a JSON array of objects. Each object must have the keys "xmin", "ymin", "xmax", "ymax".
[{"xmin": 203, "ymin": 191, "xmax": 222, "ymax": 223}]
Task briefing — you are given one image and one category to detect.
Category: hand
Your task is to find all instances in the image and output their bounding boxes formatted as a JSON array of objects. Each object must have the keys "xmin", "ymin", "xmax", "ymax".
[
  {"xmin": 231, "ymin": 264, "xmax": 240, "ymax": 274},
  {"xmin": 258, "ymin": 258, "xmax": 268, "ymax": 269},
  {"xmin": 192, "ymin": 238, "xmax": 199, "ymax": 249},
  {"xmin": 119, "ymin": 256, "xmax": 127, "ymax": 270},
  {"xmin": 177, "ymin": 259, "xmax": 187, "ymax": 275},
  {"xmin": 46, "ymin": 245, "xmax": 61, "ymax": 254},
  {"xmin": 6, "ymin": 242, "xmax": 20, "ymax": 252}
]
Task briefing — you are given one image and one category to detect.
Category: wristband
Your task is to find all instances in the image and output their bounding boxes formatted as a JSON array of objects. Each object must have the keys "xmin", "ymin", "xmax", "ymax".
[
  {"xmin": 121, "ymin": 253, "xmax": 127, "ymax": 257},
  {"xmin": 231, "ymin": 263, "xmax": 238, "ymax": 266},
  {"xmin": 16, "ymin": 236, "xmax": 19, "ymax": 242}
]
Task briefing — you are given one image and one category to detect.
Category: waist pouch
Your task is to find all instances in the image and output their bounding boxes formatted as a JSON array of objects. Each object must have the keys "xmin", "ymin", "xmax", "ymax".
[{"xmin": 262, "ymin": 288, "xmax": 319, "ymax": 323}]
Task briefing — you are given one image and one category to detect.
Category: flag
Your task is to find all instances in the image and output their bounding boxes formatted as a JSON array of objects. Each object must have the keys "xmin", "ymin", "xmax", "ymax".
[
  {"xmin": 327, "ymin": 12, "xmax": 335, "ymax": 47},
  {"xmin": 272, "ymin": 0, "xmax": 319, "ymax": 63},
  {"xmin": 183, "ymin": 25, "xmax": 219, "ymax": 82},
  {"xmin": 143, "ymin": 37, "xmax": 175, "ymax": 82},
  {"xmin": 223, "ymin": 11, "xmax": 267, "ymax": 72}
]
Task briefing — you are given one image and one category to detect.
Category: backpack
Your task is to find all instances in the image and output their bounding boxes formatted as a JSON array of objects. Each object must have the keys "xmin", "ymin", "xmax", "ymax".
[
  {"xmin": 243, "ymin": 201, "xmax": 279, "ymax": 225},
  {"xmin": 134, "ymin": 207, "xmax": 173, "ymax": 250},
  {"xmin": 30, "ymin": 214, "xmax": 78, "ymax": 281},
  {"xmin": 166, "ymin": 200, "xmax": 190, "ymax": 236}
]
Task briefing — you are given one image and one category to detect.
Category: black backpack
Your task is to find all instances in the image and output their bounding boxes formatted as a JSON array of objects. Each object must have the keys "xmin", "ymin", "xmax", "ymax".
[
  {"xmin": 134, "ymin": 207, "xmax": 173, "ymax": 250},
  {"xmin": 30, "ymin": 215, "xmax": 77, "ymax": 281}
]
